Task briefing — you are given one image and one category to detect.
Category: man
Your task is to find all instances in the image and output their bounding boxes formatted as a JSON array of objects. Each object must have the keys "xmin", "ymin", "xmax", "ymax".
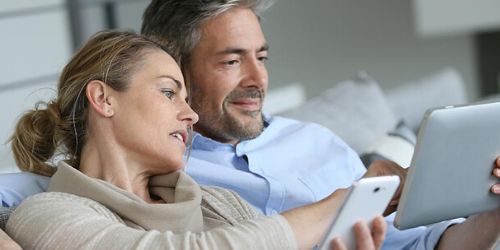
[
  {"xmin": 140, "ymin": 1, "xmax": 500, "ymax": 249},
  {"xmin": 1, "ymin": 0, "xmax": 500, "ymax": 249}
]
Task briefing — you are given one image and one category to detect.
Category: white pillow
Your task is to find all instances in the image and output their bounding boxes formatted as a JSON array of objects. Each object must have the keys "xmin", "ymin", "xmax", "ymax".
[
  {"xmin": 384, "ymin": 68, "xmax": 468, "ymax": 132},
  {"xmin": 279, "ymin": 72, "xmax": 398, "ymax": 154},
  {"xmin": 360, "ymin": 121, "xmax": 416, "ymax": 168}
]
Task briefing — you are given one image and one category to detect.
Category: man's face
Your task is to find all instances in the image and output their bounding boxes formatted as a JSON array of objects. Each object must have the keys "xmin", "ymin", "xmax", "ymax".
[{"xmin": 186, "ymin": 7, "xmax": 269, "ymax": 145}]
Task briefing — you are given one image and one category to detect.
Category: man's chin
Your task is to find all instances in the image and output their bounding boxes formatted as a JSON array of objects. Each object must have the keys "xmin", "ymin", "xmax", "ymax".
[{"xmin": 223, "ymin": 111, "xmax": 264, "ymax": 140}]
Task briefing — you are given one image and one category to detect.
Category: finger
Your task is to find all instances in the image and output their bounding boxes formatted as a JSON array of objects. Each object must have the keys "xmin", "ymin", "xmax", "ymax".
[
  {"xmin": 491, "ymin": 184, "xmax": 500, "ymax": 195},
  {"xmin": 496, "ymin": 156, "xmax": 500, "ymax": 168},
  {"xmin": 371, "ymin": 216, "xmax": 387, "ymax": 249},
  {"xmin": 354, "ymin": 220, "xmax": 375, "ymax": 250},
  {"xmin": 385, "ymin": 175, "xmax": 405, "ymax": 216},
  {"xmin": 389, "ymin": 167, "xmax": 406, "ymax": 201},
  {"xmin": 330, "ymin": 237, "xmax": 347, "ymax": 250},
  {"xmin": 493, "ymin": 166, "xmax": 500, "ymax": 178},
  {"xmin": 389, "ymin": 187, "xmax": 402, "ymax": 206},
  {"xmin": 383, "ymin": 204, "xmax": 397, "ymax": 217}
]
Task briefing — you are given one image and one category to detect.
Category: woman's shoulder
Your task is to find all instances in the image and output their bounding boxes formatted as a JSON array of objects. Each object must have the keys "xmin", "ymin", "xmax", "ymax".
[
  {"xmin": 201, "ymin": 186, "xmax": 249, "ymax": 209},
  {"xmin": 200, "ymin": 186, "xmax": 260, "ymax": 224},
  {"xmin": 8, "ymin": 191, "xmax": 121, "ymax": 228},
  {"xmin": 20, "ymin": 191, "xmax": 103, "ymax": 209}
]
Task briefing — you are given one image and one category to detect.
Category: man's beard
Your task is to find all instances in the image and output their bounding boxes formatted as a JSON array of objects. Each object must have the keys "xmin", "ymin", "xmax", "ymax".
[
  {"xmin": 217, "ymin": 108, "xmax": 265, "ymax": 141},
  {"xmin": 193, "ymin": 88, "xmax": 265, "ymax": 143}
]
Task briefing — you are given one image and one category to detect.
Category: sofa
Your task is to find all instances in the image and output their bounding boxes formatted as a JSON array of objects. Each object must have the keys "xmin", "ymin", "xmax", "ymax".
[{"xmin": 270, "ymin": 68, "xmax": 469, "ymax": 168}]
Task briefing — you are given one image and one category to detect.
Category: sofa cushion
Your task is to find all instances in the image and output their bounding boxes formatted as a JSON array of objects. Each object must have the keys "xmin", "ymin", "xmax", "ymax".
[
  {"xmin": 360, "ymin": 121, "xmax": 416, "ymax": 168},
  {"xmin": 384, "ymin": 68, "xmax": 468, "ymax": 132},
  {"xmin": 279, "ymin": 72, "xmax": 398, "ymax": 154},
  {"xmin": 0, "ymin": 206, "xmax": 13, "ymax": 230}
]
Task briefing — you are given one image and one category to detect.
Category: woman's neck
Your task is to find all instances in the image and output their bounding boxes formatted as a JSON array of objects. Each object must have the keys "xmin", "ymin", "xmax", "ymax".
[{"xmin": 78, "ymin": 137, "xmax": 158, "ymax": 203}]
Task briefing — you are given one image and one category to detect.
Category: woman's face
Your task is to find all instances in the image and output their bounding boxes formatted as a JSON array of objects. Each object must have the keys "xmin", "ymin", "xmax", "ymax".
[{"xmin": 111, "ymin": 49, "xmax": 198, "ymax": 174}]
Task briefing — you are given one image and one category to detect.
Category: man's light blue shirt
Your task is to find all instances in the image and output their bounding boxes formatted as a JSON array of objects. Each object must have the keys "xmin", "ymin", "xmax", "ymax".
[
  {"xmin": 187, "ymin": 116, "xmax": 365, "ymax": 215},
  {"xmin": 0, "ymin": 116, "xmax": 460, "ymax": 248},
  {"xmin": 186, "ymin": 116, "xmax": 459, "ymax": 249}
]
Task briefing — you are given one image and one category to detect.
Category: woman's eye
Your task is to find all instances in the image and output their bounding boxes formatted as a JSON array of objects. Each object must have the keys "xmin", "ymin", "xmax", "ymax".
[{"xmin": 161, "ymin": 89, "xmax": 175, "ymax": 100}]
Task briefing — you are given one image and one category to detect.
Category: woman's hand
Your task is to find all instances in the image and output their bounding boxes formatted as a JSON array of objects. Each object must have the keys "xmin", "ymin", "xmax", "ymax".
[
  {"xmin": 0, "ymin": 229, "xmax": 22, "ymax": 250},
  {"xmin": 330, "ymin": 216, "xmax": 387, "ymax": 250}
]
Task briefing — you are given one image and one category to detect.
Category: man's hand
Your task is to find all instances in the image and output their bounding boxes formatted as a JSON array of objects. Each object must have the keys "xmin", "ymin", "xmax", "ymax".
[
  {"xmin": 436, "ymin": 207, "xmax": 500, "ymax": 250},
  {"xmin": 491, "ymin": 157, "xmax": 500, "ymax": 195},
  {"xmin": 0, "ymin": 229, "xmax": 21, "ymax": 250},
  {"xmin": 330, "ymin": 216, "xmax": 387, "ymax": 250},
  {"xmin": 436, "ymin": 156, "xmax": 500, "ymax": 249},
  {"xmin": 364, "ymin": 160, "xmax": 408, "ymax": 215}
]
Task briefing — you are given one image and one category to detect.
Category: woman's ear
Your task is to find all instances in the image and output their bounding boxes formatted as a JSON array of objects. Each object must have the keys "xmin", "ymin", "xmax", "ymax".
[{"xmin": 86, "ymin": 80, "xmax": 114, "ymax": 117}]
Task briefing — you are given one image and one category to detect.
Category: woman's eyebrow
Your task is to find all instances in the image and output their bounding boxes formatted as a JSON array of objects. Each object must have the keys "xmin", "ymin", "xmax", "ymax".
[{"xmin": 157, "ymin": 75, "xmax": 182, "ymax": 89}]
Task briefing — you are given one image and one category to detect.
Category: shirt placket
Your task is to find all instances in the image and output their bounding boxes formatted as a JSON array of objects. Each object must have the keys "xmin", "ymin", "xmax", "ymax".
[{"xmin": 237, "ymin": 144, "xmax": 285, "ymax": 215}]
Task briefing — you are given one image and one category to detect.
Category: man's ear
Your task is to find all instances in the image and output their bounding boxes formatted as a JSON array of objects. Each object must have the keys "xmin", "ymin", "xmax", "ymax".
[{"xmin": 86, "ymin": 80, "xmax": 114, "ymax": 117}]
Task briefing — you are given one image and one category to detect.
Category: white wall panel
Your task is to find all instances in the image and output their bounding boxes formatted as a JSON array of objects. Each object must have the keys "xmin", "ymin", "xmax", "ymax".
[
  {"xmin": 0, "ymin": 10, "xmax": 72, "ymax": 86},
  {"xmin": 116, "ymin": 0, "xmax": 149, "ymax": 32},
  {"xmin": 0, "ymin": 0, "xmax": 63, "ymax": 14},
  {"xmin": 414, "ymin": 0, "xmax": 500, "ymax": 37},
  {"xmin": 262, "ymin": 0, "xmax": 477, "ymax": 99}
]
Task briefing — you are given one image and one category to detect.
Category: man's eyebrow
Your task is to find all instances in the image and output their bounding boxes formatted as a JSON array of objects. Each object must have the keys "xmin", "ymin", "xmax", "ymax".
[
  {"xmin": 216, "ymin": 44, "xmax": 269, "ymax": 55},
  {"xmin": 158, "ymin": 75, "xmax": 182, "ymax": 89},
  {"xmin": 258, "ymin": 44, "xmax": 269, "ymax": 53}
]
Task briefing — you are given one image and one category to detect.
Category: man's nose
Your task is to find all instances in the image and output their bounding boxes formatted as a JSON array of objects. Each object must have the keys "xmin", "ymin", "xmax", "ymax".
[{"xmin": 241, "ymin": 58, "xmax": 268, "ymax": 90}]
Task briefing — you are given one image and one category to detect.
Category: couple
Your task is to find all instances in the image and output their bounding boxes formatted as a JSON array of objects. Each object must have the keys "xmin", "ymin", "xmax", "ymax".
[{"xmin": 1, "ymin": 0, "xmax": 500, "ymax": 249}]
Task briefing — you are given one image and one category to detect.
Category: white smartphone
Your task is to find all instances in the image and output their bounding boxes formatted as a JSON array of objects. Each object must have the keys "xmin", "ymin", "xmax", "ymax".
[{"xmin": 318, "ymin": 176, "xmax": 400, "ymax": 250}]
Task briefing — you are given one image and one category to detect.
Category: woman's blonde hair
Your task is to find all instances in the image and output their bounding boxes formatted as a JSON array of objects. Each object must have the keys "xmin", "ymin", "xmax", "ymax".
[{"xmin": 10, "ymin": 30, "xmax": 165, "ymax": 176}]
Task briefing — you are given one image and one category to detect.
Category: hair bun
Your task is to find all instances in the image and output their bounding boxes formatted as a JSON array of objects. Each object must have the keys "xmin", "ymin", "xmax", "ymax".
[{"xmin": 10, "ymin": 101, "xmax": 59, "ymax": 176}]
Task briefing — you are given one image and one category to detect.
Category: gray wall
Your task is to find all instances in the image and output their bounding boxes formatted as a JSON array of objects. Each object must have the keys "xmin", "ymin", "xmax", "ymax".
[
  {"xmin": 0, "ymin": 0, "xmax": 478, "ymax": 172},
  {"xmin": 261, "ymin": 0, "xmax": 477, "ymax": 99},
  {"xmin": 0, "ymin": 0, "xmax": 71, "ymax": 173}
]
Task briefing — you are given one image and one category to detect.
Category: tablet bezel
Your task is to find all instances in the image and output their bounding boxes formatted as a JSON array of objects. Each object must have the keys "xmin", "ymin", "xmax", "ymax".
[{"xmin": 394, "ymin": 102, "xmax": 500, "ymax": 229}]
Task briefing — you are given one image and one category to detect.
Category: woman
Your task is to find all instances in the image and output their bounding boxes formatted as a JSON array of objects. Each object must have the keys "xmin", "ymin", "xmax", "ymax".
[{"xmin": 5, "ymin": 31, "xmax": 385, "ymax": 250}]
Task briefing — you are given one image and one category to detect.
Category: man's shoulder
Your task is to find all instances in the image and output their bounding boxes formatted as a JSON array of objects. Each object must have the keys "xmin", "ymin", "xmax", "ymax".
[
  {"xmin": 0, "ymin": 172, "xmax": 50, "ymax": 207},
  {"xmin": 264, "ymin": 115, "xmax": 347, "ymax": 145},
  {"xmin": 240, "ymin": 115, "xmax": 354, "ymax": 154},
  {"xmin": 267, "ymin": 115, "xmax": 333, "ymax": 134},
  {"xmin": 0, "ymin": 172, "xmax": 50, "ymax": 186}
]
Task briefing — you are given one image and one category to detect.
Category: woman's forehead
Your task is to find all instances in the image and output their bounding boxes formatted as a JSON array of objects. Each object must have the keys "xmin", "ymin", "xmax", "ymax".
[{"xmin": 139, "ymin": 49, "xmax": 184, "ymax": 82}]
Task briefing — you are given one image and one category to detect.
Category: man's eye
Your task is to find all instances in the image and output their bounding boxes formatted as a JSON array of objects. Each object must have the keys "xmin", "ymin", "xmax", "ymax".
[
  {"xmin": 161, "ymin": 89, "xmax": 175, "ymax": 99},
  {"xmin": 258, "ymin": 56, "xmax": 268, "ymax": 62},
  {"xmin": 224, "ymin": 60, "xmax": 239, "ymax": 66}
]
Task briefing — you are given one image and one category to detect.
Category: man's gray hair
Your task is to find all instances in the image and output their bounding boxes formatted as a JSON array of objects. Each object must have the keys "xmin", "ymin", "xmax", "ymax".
[{"xmin": 141, "ymin": 0, "xmax": 275, "ymax": 65}]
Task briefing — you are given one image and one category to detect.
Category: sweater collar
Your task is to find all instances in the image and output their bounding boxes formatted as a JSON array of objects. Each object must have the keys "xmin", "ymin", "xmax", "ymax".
[{"xmin": 49, "ymin": 161, "xmax": 204, "ymax": 233}]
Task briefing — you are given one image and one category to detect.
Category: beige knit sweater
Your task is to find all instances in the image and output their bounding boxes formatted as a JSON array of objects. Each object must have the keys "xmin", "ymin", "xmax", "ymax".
[{"xmin": 6, "ymin": 162, "xmax": 297, "ymax": 250}]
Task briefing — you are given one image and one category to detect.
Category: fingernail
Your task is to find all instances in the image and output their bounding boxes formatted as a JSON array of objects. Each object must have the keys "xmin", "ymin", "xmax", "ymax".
[
  {"xmin": 495, "ymin": 169, "xmax": 500, "ymax": 176},
  {"xmin": 493, "ymin": 186, "xmax": 500, "ymax": 194}
]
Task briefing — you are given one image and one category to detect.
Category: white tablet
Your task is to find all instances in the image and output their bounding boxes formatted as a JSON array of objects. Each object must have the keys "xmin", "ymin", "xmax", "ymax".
[{"xmin": 394, "ymin": 101, "xmax": 500, "ymax": 230}]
